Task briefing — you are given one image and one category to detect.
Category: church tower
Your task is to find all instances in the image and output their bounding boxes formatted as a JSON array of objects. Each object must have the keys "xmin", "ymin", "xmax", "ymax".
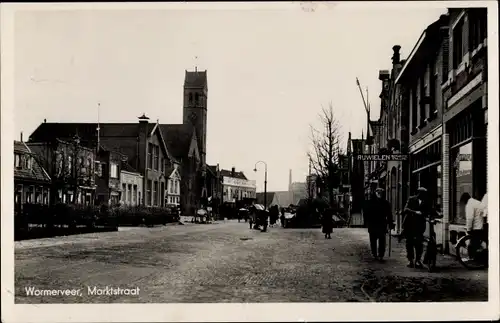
[{"xmin": 183, "ymin": 69, "xmax": 208, "ymax": 166}]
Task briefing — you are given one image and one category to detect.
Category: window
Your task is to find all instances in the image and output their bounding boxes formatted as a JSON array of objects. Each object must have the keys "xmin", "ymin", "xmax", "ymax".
[
  {"xmin": 146, "ymin": 180, "xmax": 152, "ymax": 206},
  {"xmin": 122, "ymin": 184, "xmax": 126, "ymax": 202},
  {"xmin": 469, "ymin": 9, "xmax": 487, "ymax": 52},
  {"xmin": 26, "ymin": 186, "xmax": 34, "ymax": 203},
  {"xmin": 189, "ymin": 93, "xmax": 193, "ymax": 105},
  {"xmin": 24, "ymin": 156, "xmax": 32, "ymax": 169},
  {"xmin": 128, "ymin": 184, "xmax": 132, "ymax": 203},
  {"xmin": 453, "ymin": 18, "xmax": 464, "ymax": 69},
  {"xmin": 67, "ymin": 156, "xmax": 73, "ymax": 174},
  {"xmin": 147, "ymin": 143, "xmax": 153, "ymax": 169},
  {"xmin": 153, "ymin": 181, "xmax": 158, "ymax": 206},
  {"xmin": 14, "ymin": 153, "xmax": 21, "ymax": 168},
  {"xmin": 154, "ymin": 146, "xmax": 159, "ymax": 170},
  {"xmin": 419, "ymin": 76, "xmax": 426, "ymax": 124},
  {"xmin": 35, "ymin": 188, "xmax": 42, "ymax": 203},
  {"xmin": 133, "ymin": 185, "xmax": 137, "ymax": 205},
  {"xmin": 43, "ymin": 191, "xmax": 48, "ymax": 204},
  {"xmin": 195, "ymin": 93, "xmax": 199, "ymax": 105},
  {"xmin": 169, "ymin": 180, "xmax": 173, "ymax": 193},
  {"xmin": 110, "ymin": 163, "xmax": 118, "ymax": 178},
  {"xmin": 451, "ymin": 143, "xmax": 472, "ymax": 224},
  {"xmin": 410, "ymin": 88, "xmax": 418, "ymax": 132},
  {"xmin": 161, "ymin": 157, "xmax": 164, "ymax": 173}
]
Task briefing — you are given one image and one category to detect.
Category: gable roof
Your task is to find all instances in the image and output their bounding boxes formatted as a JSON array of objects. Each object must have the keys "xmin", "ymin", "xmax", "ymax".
[
  {"xmin": 159, "ymin": 124, "xmax": 195, "ymax": 160},
  {"xmin": 273, "ymin": 191, "xmax": 293, "ymax": 207},
  {"xmin": 121, "ymin": 161, "xmax": 140, "ymax": 174},
  {"xmin": 184, "ymin": 70, "xmax": 207, "ymax": 88},
  {"xmin": 219, "ymin": 169, "xmax": 247, "ymax": 180},
  {"xmin": 14, "ymin": 141, "xmax": 51, "ymax": 183},
  {"xmin": 29, "ymin": 121, "xmax": 176, "ymax": 162},
  {"xmin": 256, "ymin": 192, "xmax": 275, "ymax": 208}
]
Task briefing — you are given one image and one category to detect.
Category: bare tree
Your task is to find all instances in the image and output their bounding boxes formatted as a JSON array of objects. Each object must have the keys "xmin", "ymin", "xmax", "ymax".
[{"xmin": 307, "ymin": 103, "xmax": 344, "ymax": 207}]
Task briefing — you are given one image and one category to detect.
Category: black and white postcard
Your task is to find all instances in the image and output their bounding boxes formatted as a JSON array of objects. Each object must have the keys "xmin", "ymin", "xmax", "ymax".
[{"xmin": 1, "ymin": 1, "xmax": 498, "ymax": 322}]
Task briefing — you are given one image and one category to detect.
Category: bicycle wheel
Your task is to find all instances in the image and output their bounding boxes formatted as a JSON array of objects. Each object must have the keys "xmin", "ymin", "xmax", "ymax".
[{"xmin": 456, "ymin": 235, "xmax": 488, "ymax": 269}]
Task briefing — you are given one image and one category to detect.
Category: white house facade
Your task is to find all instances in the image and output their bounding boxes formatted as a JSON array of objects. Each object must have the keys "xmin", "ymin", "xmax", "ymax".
[
  {"xmin": 120, "ymin": 170, "xmax": 143, "ymax": 206},
  {"xmin": 222, "ymin": 176, "xmax": 257, "ymax": 203},
  {"xmin": 166, "ymin": 165, "xmax": 181, "ymax": 206}
]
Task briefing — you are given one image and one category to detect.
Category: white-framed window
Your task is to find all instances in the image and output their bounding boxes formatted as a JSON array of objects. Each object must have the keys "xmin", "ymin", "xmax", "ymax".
[
  {"xmin": 67, "ymin": 156, "xmax": 73, "ymax": 174},
  {"xmin": 14, "ymin": 153, "xmax": 21, "ymax": 168},
  {"xmin": 24, "ymin": 156, "xmax": 32, "ymax": 169},
  {"xmin": 110, "ymin": 163, "xmax": 118, "ymax": 178},
  {"xmin": 452, "ymin": 17, "xmax": 464, "ymax": 69}
]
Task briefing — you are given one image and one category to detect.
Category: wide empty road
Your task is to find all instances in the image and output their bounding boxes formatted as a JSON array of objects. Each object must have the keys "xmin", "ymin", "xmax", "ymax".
[{"xmin": 15, "ymin": 220, "xmax": 487, "ymax": 303}]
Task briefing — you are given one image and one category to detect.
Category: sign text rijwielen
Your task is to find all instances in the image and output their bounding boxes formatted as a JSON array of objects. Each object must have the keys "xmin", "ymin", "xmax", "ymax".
[{"xmin": 355, "ymin": 154, "xmax": 409, "ymax": 161}]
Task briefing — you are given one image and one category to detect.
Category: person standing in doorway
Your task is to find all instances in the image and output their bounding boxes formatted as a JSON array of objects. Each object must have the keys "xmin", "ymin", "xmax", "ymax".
[
  {"xmin": 364, "ymin": 188, "xmax": 393, "ymax": 261},
  {"xmin": 402, "ymin": 187, "xmax": 430, "ymax": 269}
]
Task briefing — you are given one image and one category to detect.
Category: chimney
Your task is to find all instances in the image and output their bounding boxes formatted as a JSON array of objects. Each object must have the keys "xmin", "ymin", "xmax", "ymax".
[
  {"xmin": 392, "ymin": 45, "xmax": 401, "ymax": 65},
  {"xmin": 20, "ymin": 132, "xmax": 23, "ymax": 142},
  {"xmin": 138, "ymin": 113, "xmax": 150, "ymax": 124},
  {"xmin": 231, "ymin": 167, "xmax": 235, "ymax": 177},
  {"xmin": 44, "ymin": 119, "xmax": 46, "ymax": 123},
  {"xmin": 289, "ymin": 169, "xmax": 292, "ymax": 189}
]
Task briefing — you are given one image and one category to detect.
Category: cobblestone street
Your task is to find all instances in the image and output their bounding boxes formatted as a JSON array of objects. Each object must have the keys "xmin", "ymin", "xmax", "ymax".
[{"xmin": 15, "ymin": 221, "xmax": 488, "ymax": 303}]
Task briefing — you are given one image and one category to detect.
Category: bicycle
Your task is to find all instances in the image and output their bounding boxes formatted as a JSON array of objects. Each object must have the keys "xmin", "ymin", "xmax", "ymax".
[
  {"xmin": 422, "ymin": 217, "xmax": 441, "ymax": 273},
  {"xmin": 455, "ymin": 226, "xmax": 488, "ymax": 270}
]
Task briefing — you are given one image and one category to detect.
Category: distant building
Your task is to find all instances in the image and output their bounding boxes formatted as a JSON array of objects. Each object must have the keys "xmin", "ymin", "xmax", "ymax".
[
  {"xmin": 28, "ymin": 115, "xmax": 181, "ymax": 209},
  {"xmin": 220, "ymin": 167, "xmax": 256, "ymax": 203},
  {"xmin": 120, "ymin": 163, "xmax": 143, "ymax": 207},
  {"xmin": 14, "ymin": 140, "xmax": 51, "ymax": 215},
  {"xmin": 95, "ymin": 145, "xmax": 125, "ymax": 206}
]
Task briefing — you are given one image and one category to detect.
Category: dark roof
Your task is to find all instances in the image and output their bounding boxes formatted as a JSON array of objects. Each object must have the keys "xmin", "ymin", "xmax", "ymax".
[
  {"xmin": 184, "ymin": 70, "xmax": 207, "ymax": 88},
  {"xmin": 14, "ymin": 141, "xmax": 51, "ymax": 183},
  {"xmin": 121, "ymin": 161, "xmax": 139, "ymax": 174},
  {"xmin": 28, "ymin": 122, "xmax": 158, "ymax": 143},
  {"xmin": 256, "ymin": 192, "xmax": 275, "ymax": 207},
  {"xmin": 159, "ymin": 124, "xmax": 193, "ymax": 159},
  {"xmin": 206, "ymin": 165, "xmax": 217, "ymax": 176},
  {"xmin": 14, "ymin": 140, "xmax": 30, "ymax": 154},
  {"xmin": 219, "ymin": 169, "xmax": 247, "ymax": 180}
]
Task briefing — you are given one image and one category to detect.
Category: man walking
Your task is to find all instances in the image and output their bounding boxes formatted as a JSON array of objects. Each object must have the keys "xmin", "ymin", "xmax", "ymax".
[
  {"xmin": 460, "ymin": 192, "xmax": 486, "ymax": 260},
  {"xmin": 363, "ymin": 188, "xmax": 393, "ymax": 261},
  {"xmin": 402, "ymin": 187, "xmax": 430, "ymax": 269}
]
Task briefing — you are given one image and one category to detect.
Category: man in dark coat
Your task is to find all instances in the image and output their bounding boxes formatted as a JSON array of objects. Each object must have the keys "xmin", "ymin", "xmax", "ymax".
[
  {"xmin": 402, "ymin": 187, "xmax": 431, "ymax": 268},
  {"xmin": 363, "ymin": 188, "xmax": 393, "ymax": 261}
]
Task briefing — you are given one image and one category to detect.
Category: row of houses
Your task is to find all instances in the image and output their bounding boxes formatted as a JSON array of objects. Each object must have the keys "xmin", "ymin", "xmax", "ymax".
[
  {"xmin": 14, "ymin": 69, "xmax": 256, "ymax": 217},
  {"xmin": 359, "ymin": 8, "xmax": 487, "ymax": 253}
]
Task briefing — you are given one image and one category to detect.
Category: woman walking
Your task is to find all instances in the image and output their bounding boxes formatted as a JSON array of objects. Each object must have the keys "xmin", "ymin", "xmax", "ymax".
[{"xmin": 322, "ymin": 209, "xmax": 334, "ymax": 239}]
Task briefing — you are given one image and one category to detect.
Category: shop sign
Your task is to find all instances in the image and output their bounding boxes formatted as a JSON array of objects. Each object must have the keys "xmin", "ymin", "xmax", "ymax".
[
  {"xmin": 355, "ymin": 154, "xmax": 409, "ymax": 161},
  {"xmin": 223, "ymin": 176, "xmax": 256, "ymax": 188}
]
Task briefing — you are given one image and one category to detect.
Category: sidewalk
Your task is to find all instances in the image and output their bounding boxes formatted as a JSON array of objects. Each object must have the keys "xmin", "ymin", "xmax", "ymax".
[{"xmin": 349, "ymin": 229, "xmax": 488, "ymax": 301}]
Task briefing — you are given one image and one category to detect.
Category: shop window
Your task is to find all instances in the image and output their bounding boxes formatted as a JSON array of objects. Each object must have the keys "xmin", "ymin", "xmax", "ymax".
[{"xmin": 451, "ymin": 143, "xmax": 472, "ymax": 224}]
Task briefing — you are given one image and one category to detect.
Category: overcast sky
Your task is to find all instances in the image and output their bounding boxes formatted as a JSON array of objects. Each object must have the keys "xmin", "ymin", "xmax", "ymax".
[{"xmin": 13, "ymin": 2, "xmax": 447, "ymax": 191}]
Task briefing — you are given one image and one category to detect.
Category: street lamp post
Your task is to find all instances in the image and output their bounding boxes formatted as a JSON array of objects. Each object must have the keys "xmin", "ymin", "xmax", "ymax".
[{"xmin": 253, "ymin": 161, "xmax": 267, "ymax": 209}]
